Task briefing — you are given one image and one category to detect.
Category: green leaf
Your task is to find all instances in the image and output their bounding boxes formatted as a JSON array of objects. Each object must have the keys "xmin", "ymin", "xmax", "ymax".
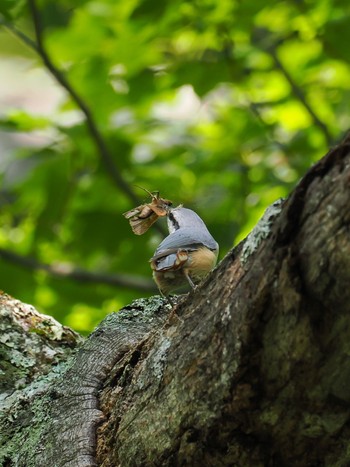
[{"xmin": 0, "ymin": 0, "xmax": 25, "ymax": 20}]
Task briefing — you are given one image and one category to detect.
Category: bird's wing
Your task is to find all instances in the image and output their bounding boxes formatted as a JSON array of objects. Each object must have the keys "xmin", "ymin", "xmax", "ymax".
[{"xmin": 151, "ymin": 228, "xmax": 217, "ymax": 261}]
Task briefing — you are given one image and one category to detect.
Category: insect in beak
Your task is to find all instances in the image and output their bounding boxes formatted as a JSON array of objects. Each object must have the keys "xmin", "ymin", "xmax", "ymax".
[{"xmin": 123, "ymin": 187, "xmax": 172, "ymax": 235}]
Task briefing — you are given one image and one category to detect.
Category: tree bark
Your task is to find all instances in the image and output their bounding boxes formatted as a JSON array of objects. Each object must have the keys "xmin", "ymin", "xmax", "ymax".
[{"xmin": 1, "ymin": 135, "xmax": 350, "ymax": 466}]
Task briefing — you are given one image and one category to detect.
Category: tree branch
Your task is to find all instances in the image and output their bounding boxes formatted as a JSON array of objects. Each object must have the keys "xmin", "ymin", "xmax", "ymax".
[
  {"xmin": 26, "ymin": 0, "xmax": 139, "ymax": 205},
  {"xmin": 2, "ymin": 136, "xmax": 350, "ymax": 466},
  {"xmin": 0, "ymin": 247, "xmax": 157, "ymax": 292}
]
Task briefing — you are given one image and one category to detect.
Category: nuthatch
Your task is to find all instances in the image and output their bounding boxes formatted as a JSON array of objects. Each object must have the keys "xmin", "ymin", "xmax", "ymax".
[{"xmin": 150, "ymin": 206, "xmax": 219, "ymax": 297}]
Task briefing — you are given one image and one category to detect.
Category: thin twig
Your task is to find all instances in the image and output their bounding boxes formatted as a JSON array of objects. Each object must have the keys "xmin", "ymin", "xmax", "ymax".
[
  {"xmin": 266, "ymin": 44, "xmax": 333, "ymax": 146},
  {"xmin": 26, "ymin": 0, "xmax": 139, "ymax": 204},
  {"xmin": 2, "ymin": 7, "xmax": 167, "ymax": 235},
  {"xmin": 0, "ymin": 18, "xmax": 39, "ymax": 51},
  {"xmin": 0, "ymin": 247, "xmax": 157, "ymax": 292},
  {"xmin": 222, "ymin": 25, "xmax": 334, "ymax": 148},
  {"xmin": 221, "ymin": 35, "xmax": 291, "ymax": 154}
]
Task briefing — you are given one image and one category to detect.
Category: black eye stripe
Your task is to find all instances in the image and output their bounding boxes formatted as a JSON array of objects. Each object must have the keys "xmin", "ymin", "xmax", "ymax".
[{"xmin": 169, "ymin": 212, "xmax": 180, "ymax": 230}]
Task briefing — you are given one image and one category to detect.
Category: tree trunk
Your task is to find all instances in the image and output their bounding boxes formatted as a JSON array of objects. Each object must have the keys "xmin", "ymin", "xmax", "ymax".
[{"xmin": 1, "ymin": 135, "xmax": 350, "ymax": 467}]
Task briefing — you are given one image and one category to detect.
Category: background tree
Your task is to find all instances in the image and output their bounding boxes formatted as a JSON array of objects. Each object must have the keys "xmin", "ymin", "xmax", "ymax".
[{"xmin": 0, "ymin": 0, "xmax": 349, "ymax": 332}]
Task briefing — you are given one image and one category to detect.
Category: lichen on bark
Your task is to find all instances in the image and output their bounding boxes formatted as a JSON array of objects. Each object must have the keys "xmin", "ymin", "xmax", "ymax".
[{"xmin": 2, "ymin": 136, "xmax": 350, "ymax": 466}]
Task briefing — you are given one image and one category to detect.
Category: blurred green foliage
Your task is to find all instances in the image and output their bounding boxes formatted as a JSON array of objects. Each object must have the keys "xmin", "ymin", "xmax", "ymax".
[{"xmin": 0, "ymin": 0, "xmax": 349, "ymax": 332}]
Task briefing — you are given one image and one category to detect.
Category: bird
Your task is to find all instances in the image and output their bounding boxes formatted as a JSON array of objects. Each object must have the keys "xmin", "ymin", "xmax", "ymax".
[{"xmin": 150, "ymin": 206, "xmax": 219, "ymax": 298}]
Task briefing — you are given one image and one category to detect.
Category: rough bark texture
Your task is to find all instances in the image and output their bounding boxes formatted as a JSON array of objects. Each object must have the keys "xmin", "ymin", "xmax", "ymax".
[
  {"xmin": 1, "ymin": 135, "xmax": 350, "ymax": 466},
  {"xmin": 0, "ymin": 294, "xmax": 82, "ymax": 465}
]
